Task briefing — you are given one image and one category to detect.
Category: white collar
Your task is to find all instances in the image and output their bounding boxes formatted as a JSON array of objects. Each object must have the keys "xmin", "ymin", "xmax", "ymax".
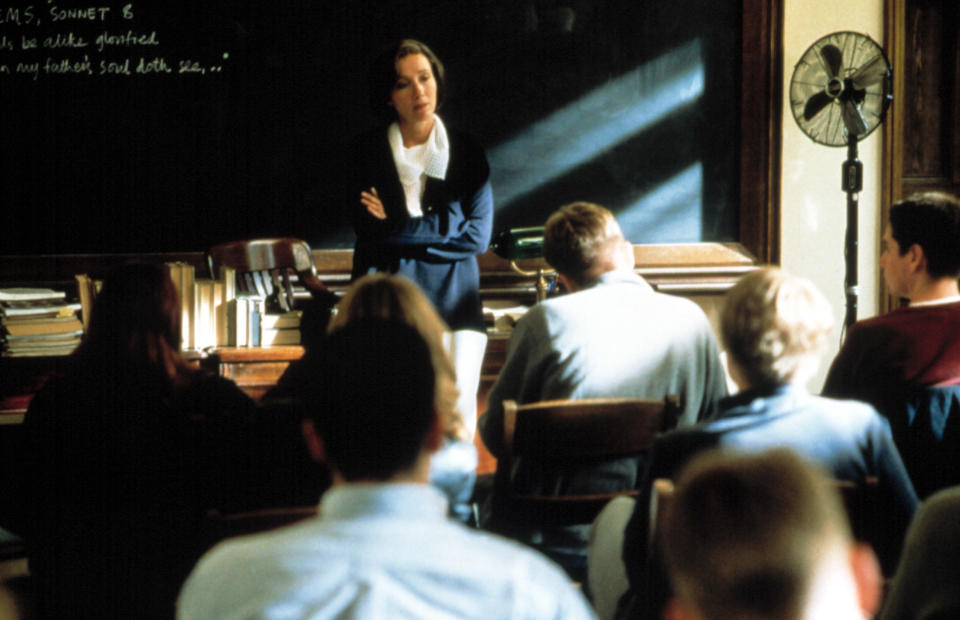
[
  {"xmin": 388, "ymin": 115, "xmax": 450, "ymax": 183},
  {"xmin": 320, "ymin": 483, "xmax": 448, "ymax": 521},
  {"xmin": 909, "ymin": 295, "xmax": 960, "ymax": 308}
]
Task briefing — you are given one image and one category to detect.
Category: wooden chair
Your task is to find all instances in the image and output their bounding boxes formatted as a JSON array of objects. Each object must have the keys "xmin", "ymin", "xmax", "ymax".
[
  {"xmin": 494, "ymin": 396, "xmax": 680, "ymax": 528},
  {"xmin": 206, "ymin": 238, "xmax": 335, "ymax": 313},
  {"xmin": 0, "ymin": 527, "xmax": 27, "ymax": 582},
  {"xmin": 650, "ymin": 475, "xmax": 880, "ymax": 548},
  {"xmin": 832, "ymin": 476, "xmax": 880, "ymax": 554}
]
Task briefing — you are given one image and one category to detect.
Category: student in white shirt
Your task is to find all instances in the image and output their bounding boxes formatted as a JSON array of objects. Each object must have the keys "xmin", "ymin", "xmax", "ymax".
[{"xmin": 178, "ymin": 318, "xmax": 594, "ymax": 620}]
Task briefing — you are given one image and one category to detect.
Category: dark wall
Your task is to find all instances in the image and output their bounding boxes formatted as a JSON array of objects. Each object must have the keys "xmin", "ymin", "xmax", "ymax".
[{"xmin": 0, "ymin": 0, "xmax": 741, "ymax": 255}]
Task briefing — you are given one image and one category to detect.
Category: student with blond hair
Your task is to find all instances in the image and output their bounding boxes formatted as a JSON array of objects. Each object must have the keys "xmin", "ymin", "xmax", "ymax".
[
  {"xmin": 607, "ymin": 267, "xmax": 917, "ymax": 619},
  {"xmin": 328, "ymin": 273, "xmax": 476, "ymax": 521}
]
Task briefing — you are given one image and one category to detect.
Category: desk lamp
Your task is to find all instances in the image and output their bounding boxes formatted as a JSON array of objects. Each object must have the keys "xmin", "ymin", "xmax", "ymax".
[{"xmin": 490, "ymin": 227, "xmax": 556, "ymax": 302}]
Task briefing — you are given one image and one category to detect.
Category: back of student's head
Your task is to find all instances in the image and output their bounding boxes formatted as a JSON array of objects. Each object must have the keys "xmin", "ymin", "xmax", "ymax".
[
  {"xmin": 662, "ymin": 448, "xmax": 852, "ymax": 620},
  {"xmin": 84, "ymin": 263, "xmax": 180, "ymax": 350},
  {"xmin": 889, "ymin": 192, "xmax": 960, "ymax": 279},
  {"xmin": 721, "ymin": 267, "xmax": 833, "ymax": 389},
  {"xmin": 328, "ymin": 273, "xmax": 463, "ymax": 440},
  {"xmin": 78, "ymin": 262, "xmax": 189, "ymax": 387},
  {"xmin": 309, "ymin": 318, "xmax": 436, "ymax": 481},
  {"xmin": 543, "ymin": 201, "xmax": 626, "ymax": 286}
]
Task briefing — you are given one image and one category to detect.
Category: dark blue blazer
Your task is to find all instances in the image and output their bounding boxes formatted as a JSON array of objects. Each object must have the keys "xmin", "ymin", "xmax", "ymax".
[{"xmin": 347, "ymin": 125, "xmax": 494, "ymax": 331}]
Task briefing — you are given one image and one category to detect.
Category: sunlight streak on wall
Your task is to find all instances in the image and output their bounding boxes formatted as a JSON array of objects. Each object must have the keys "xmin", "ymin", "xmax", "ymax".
[
  {"xmin": 489, "ymin": 39, "xmax": 704, "ymax": 208},
  {"xmin": 616, "ymin": 163, "xmax": 703, "ymax": 242}
]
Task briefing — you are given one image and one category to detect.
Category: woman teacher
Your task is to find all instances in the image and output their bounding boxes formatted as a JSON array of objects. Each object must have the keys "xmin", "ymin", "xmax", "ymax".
[{"xmin": 348, "ymin": 39, "xmax": 493, "ymax": 438}]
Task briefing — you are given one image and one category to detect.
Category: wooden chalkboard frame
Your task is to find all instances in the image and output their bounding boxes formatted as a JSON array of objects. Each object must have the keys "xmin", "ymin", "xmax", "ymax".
[{"xmin": 739, "ymin": 0, "xmax": 782, "ymax": 264}]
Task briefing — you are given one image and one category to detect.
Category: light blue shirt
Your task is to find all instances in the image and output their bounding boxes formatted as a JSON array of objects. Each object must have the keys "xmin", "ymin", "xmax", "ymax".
[
  {"xmin": 480, "ymin": 269, "xmax": 727, "ymax": 457},
  {"xmin": 178, "ymin": 484, "xmax": 596, "ymax": 619}
]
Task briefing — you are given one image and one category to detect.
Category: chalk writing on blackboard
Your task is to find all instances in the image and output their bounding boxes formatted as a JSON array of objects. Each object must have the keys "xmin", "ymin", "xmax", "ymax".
[{"xmin": 0, "ymin": 3, "xmax": 229, "ymax": 79}]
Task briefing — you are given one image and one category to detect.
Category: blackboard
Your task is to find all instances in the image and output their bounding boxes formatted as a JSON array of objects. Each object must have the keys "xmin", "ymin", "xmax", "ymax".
[{"xmin": 0, "ymin": 0, "xmax": 741, "ymax": 255}]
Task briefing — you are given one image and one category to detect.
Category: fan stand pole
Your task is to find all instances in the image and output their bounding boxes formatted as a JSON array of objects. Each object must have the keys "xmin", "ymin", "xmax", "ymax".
[{"xmin": 842, "ymin": 132, "xmax": 864, "ymax": 332}]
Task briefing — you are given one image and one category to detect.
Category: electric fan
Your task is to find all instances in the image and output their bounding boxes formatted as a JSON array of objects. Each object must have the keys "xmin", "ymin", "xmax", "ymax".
[{"xmin": 789, "ymin": 31, "xmax": 892, "ymax": 331}]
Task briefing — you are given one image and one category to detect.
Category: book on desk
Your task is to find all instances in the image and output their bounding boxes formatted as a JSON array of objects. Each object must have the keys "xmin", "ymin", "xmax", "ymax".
[{"xmin": 1, "ymin": 289, "xmax": 83, "ymax": 358}]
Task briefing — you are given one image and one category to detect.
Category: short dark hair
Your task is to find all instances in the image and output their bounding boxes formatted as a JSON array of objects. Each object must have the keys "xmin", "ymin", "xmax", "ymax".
[
  {"xmin": 543, "ymin": 202, "xmax": 621, "ymax": 285},
  {"xmin": 367, "ymin": 39, "xmax": 446, "ymax": 124},
  {"xmin": 889, "ymin": 192, "xmax": 960, "ymax": 279},
  {"xmin": 307, "ymin": 318, "xmax": 436, "ymax": 481},
  {"xmin": 662, "ymin": 449, "xmax": 850, "ymax": 620}
]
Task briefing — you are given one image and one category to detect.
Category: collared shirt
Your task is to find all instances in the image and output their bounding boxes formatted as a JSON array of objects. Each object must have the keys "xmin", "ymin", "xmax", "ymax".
[
  {"xmin": 481, "ymin": 269, "xmax": 725, "ymax": 459},
  {"xmin": 178, "ymin": 483, "xmax": 595, "ymax": 620},
  {"xmin": 909, "ymin": 294, "xmax": 960, "ymax": 307},
  {"xmin": 388, "ymin": 115, "xmax": 450, "ymax": 217}
]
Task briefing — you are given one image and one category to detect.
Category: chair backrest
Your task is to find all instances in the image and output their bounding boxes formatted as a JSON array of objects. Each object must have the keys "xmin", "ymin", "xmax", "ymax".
[
  {"xmin": 495, "ymin": 396, "xmax": 680, "ymax": 526},
  {"xmin": 832, "ymin": 476, "xmax": 879, "ymax": 546},
  {"xmin": 645, "ymin": 475, "xmax": 880, "ymax": 617},
  {"xmin": 74, "ymin": 273, "xmax": 102, "ymax": 331},
  {"xmin": 206, "ymin": 238, "xmax": 333, "ymax": 312},
  {"xmin": 650, "ymin": 475, "xmax": 880, "ymax": 544}
]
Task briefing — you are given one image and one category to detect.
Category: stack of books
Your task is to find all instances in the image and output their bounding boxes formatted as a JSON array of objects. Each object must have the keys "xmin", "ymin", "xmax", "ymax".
[
  {"xmin": 223, "ymin": 295, "xmax": 263, "ymax": 347},
  {"xmin": 223, "ymin": 297, "xmax": 303, "ymax": 346},
  {"xmin": 161, "ymin": 262, "xmax": 305, "ymax": 350},
  {"xmin": 260, "ymin": 309, "xmax": 302, "ymax": 346},
  {"xmin": 1, "ymin": 288, "xmax": 83, "ymax": 357},
  {"xmin": 166, "ymin": 262, "xmax": 240, "ymax": 351}
]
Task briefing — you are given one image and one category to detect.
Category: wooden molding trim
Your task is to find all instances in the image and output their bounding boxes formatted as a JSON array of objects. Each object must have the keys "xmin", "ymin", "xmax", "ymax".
[
  {"xmin": 881, "ymin": 0, "xmax": 907, "ymax": 315},
  {"xmin": 0, "ymin": 242, "xmax": 758, "ymax": 303},
  {"xmin": 740, "ymin": 0, "xmax": 784, "ymax": 264}
]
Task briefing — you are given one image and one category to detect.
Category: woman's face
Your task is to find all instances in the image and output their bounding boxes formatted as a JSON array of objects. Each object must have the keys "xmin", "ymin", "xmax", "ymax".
[{"xmin": 390, "ymin": 53, "xmax": 437, "ymax": 126}]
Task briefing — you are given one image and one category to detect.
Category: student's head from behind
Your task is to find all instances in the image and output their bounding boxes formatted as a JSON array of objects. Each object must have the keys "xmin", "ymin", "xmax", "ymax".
[
  {"xmin": 303, "ymin": 318, "xmax": 441, "ymax": 482},
  {"xmin": 543, "ymin": 202, "xmax": 634, "ymax": 290},
  {"xmin": 661, "ymin": 449, "xmax": 880, "ymax": 620},
  {"xmin": 79, "ymin": 263, "xmax": 184, "ymax": 374},
  {"xmin": 367, "ymin": 38, "xmax": 446, "ymax": 125},
  {"xmin": 327, "ymin": 273, "xmax": 463, "ymax": 440},
  {"xmin": 883, "ymin": 192, "xmax": 960, "ymax": 295},
  {"xmin": 721, "ymin": 267, "xmax": 833, "ymax": 390}
]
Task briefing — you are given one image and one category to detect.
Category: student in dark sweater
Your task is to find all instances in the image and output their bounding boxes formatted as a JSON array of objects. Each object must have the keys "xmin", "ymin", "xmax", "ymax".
[
  {"xmin": 23, "ymin": 263, "xmax": 254, "ymax": 620},
  {"xmin": 824, "ymin": 192, "xmax": 960, "ymax": 398},
  {"xmin": 824, "ymin": 192, "xmax": 960, "ymax": 497}
]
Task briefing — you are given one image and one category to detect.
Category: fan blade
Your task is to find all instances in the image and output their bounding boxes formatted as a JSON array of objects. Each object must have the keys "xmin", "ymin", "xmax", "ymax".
[
  {"xmin": 850, "ymin": 54, "xmax": 890, "ymax": 90},
  {"xmin": 820, "ymin": 44, "xmax": 843, "ymax": 78},
  {"xmin": 841, "ymin": 99, "xmax": 868, "ymax": 136},
  {"xmin": 803, "ymin": 91, "xmax": 833, "ymax": 121}
]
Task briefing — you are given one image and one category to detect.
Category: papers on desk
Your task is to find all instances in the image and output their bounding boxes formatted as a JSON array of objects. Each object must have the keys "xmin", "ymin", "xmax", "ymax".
[
  {"xmin": 0, "ymin": 288, "xmax": 67, "ymax": 302},
  {"xmin": 483, "ymin": 305, "xmax": 529, "ymax": 332}
]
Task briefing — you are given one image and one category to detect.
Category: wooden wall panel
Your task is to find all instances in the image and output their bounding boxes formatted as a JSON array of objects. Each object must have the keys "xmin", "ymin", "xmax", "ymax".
[
  {"xmin": 882, "ymin": 0, "xmax": 960, "ymax": 311},
  {"xmin": 901, "ymin": 1, "xmax": 958, "ymax": 183}
]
